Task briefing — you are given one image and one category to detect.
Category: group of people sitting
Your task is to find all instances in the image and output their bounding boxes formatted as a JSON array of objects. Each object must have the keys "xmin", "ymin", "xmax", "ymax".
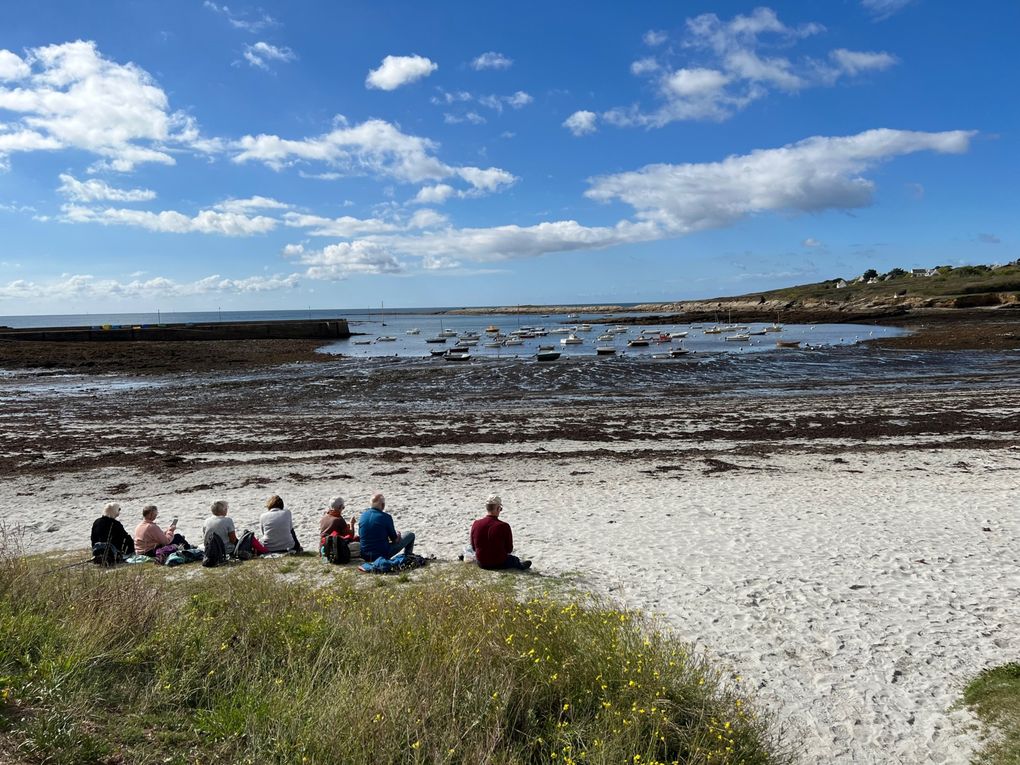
[{"xmin": 89, "ymin": 492, "xmax": 532, "ymax": 571}]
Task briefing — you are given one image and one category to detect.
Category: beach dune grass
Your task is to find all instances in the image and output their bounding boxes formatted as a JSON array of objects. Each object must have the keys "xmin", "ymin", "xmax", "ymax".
[
  {"xmin": 0, "ymin": 548, "xmax": 792, "ymax": 765},
  {"xmin": 963, "ymin": 662, "xmax": 1020, "ymax": 764}
]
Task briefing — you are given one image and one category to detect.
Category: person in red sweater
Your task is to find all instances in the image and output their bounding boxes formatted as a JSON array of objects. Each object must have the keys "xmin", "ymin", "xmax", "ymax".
[{"xmin": 469, "ymin": 495, "xmax": 531, "ymax": 571}]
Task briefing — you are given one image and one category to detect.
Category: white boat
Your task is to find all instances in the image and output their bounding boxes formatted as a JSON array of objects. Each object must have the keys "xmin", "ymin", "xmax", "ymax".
[
  {"xmin": 765, "ymin": 324, "xmax": 783, "ymax": 333},
  {"xmin": 485, "ymin": 325, "xmax": 499, "ymax": 333},
  {"xmin": 549, "ymin": 327, "xmax": 572, "ymax": 334},
  {"xmin": 652, "ymin": 348, "xmax": 690, "ymax": 359},
  {"xmin": 405, "ymin": 328, "xmax": 420, "ymax": 335},
  {"xmin": 353, "ymin": 339, "xmax": 372, "ymax": 345},
  {"xmin": 483, "ymin": 341, "xmax": 502, "ymax": 348},
  {"xmin": 611, "ymin": 325, "xmax": 629, "ymax": 333},
  {"xmin": 669, "ymin": 331, "xmax": 688, "ymax": 339},
  {"xmin": 566, "ymin": 313, "xmax": 579, "ymax": 319},
  {"xmin": 703, "ymin": 327, "xmax": 722, "ymax": 335},
  {"xmin": 457, "ymin": 338, "xmax": 478, "ymax": 346},
  {"xmin": 535, "ymin": 349, "xmax": 561, "ymax": 361},
  {"xmin": 595, "ymin": 346, "xmax": 616, "ymax": 355},
  {"xmin": 560, "ymin": 333, "xmax": 583, "ymax": 345},
  {"xmin": 725, "ymin": 334, "xmax": 750, "ymax": 342},
  {"xmin": 445, "ymin": 350, "xmax": 471, "ymax": 360},
  {"xmin": 438, "ymin": 329, "xmax": 458, "ymax": 338},
  {"xmin": 376, "ymin": 335, "xmax": 397, "ymax": 342},
  {"xmin": 577, "ymin": 324, "xmax": 592, "ymax": 332},
  {"xmin": 503, "ymin": 337, "xmax": 524, "ymax": 346},
  {"xmin": 627, "ymin": 337, "xmax": 649, "ymax": 347},
  {"xmin": 747, "ymin": 329, "xmax": 767, "ymax": 336},
  {"xmin": 597, "ymin": 333, "xmax": 615, "ymax": 341}
]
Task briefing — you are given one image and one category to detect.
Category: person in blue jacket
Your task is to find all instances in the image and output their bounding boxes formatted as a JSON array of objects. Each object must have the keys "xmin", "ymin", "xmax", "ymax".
[{"xmin": 358, "ymin": 493, "xmax": 415, "ymax": 561}]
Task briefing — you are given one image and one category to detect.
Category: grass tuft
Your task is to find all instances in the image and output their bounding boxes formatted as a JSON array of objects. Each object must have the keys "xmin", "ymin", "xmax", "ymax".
[
  {"xmin": 0, "ymin": 540, "xmax": 793, "ymax": 765},
  {"xmin": 963, "ymin": 663, "xmax": 1020, "ymax": 764}
]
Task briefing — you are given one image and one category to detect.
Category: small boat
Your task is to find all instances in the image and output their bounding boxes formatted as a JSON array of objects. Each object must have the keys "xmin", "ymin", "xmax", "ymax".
[
  {"xmin": 445, "ymin": 347, "xmax": 471, "ymax": 359},
  {"xmin": 535, "ymin": 350, "xmax": 561, "ymax": 361},
  {"xmin": 538, "ymin": 344, "xmax": 555, "ymax": 351},
  {"xmin": 627, "ymin": 338, "xmax": 649, "ymax": 347},
  {"xmin": 595, "ymin": 346, "xmax": 617, "ymax": 355},
  {"xmin": 577, "ymin": 324, "xmax": 592, "ymax": 332},
  {"xmin": 376, "ymin": 335, "xmax": 397, "ymax": 342},
  {"xmin": 406, "ymin": 328, "xmax": 420, "ymax": 335},
  {"xmin": 653, "ymin": 334, "xmax": 672, "ymax": 344},
  {"xmin": 652, "ymin": 348, "xmax": 691, "ymax": 359},
  {"xmin": 669, "ymin": 331, "xmax": 688, "ymax": 339},
  {"xmin": 597, "ymin": 333, "xmax": 615, "ymax": 341},
  {"xmin": 483, "ymin": 341, "xmax": 502, "ymax": 348},
  {"xmin": 429, "ymin": 348, "xmax": 448, "ymax": 357},
  {"xmin": 703, "ymin": 327, "xmax": 722, "ymax": 335},
  {"xmin": 560, "ymin": 333, "xmax": 583, "ymax": 345},
  {"xmin": 566, "ymin": 313, "xmax": 579, "ymax": 319},
  {"xmin": 503, "ymin": 337, "xmax": 524, "ymax": 346},
  {"xmin": 438, "ymin": 329, "xmax": 458, "ymax": 338},
  {"xmin": 425, "ymin": 336, "xmax": 447, "ymax": 344},
  {"xmin": 776, "ymin": 340, "xmax": 801, "ymax": 348},
  {"xmin": 725, "ymin": 334, "xmax": 750, "ymax": 342},
  {"xmin": 485, "ymin": 325, "xmax": 499, "ymax": 333},
  {"xmin": 457, "ymin": 338, "xmax": 479, "ymax": 346},
  {"xmin": 611, "ymin": 325, "xmax": 629, "ymax": 333},
  {"xmin": 549, "ymin": 327, "xmax": 572, "ymax": 334},
  {"xmin": 353, "ymin": 339, "xmax": 372, "ymax": 345},
  {"xmin": 765, "ymin": 324, "xmax": 783, "ymax": 333},
  {"xmin": 747, "ymin": 329, "xmax": 767, "ymax": 336}
]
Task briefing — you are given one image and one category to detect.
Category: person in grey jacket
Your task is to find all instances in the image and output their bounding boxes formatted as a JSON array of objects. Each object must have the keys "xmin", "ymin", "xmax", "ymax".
[{"xmin": 259, "ymin": 495, "xmax": 302, "ymax": 553}]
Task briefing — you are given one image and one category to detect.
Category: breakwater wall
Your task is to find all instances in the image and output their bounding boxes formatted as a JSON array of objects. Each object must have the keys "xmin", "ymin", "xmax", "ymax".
[{"xmin": 0, "ymin": 318, "xmax": 350, "ymax": 342}]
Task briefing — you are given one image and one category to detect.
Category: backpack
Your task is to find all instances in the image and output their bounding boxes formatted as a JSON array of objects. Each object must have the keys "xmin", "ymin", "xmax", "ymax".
[
  {"xmin": 203, "ymin": 529, "xmax": 226, "ymax": 568},
  {"xmin": 91, "ymin": 542, "xmax": 123, "ymax": 567},
  {"xmin": 234, "ymin": 530, "xmax": 256, "ymax": 560},
  {"xmin": 322, "ymin": 531, "xmax": 351, "ymax": 565}
]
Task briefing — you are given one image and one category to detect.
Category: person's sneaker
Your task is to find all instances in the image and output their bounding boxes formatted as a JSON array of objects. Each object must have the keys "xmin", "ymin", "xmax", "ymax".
[{"xmin": 521, "ymin": 560, "xmax": 532, "ymax": 570}]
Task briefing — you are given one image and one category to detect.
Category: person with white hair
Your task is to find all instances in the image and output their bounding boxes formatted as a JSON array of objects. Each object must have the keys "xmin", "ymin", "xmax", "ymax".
[
  {"xmin": 357, "ymin": 493, "xmax": 415, "ymax": 561},
  {"xmin": 470, "ymin": 495, "xmax": 531, "ymax": 571},
  {"xmin": 90, "ymin": 502, "xmax": 134, "ymax": 555},
  {"xmin": 202, "ymin": 500, "xmax": 238, "ymax": 555},
  {"xmin": 319, "ymin": 496, "xmax": 355, "ymax": 538}
]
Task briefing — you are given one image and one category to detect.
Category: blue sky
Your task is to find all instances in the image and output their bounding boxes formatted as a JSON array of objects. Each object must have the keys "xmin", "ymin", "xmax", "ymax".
[{"xmin": 0, "ymin": 0, "xmax": 1016, "ymax": 314}]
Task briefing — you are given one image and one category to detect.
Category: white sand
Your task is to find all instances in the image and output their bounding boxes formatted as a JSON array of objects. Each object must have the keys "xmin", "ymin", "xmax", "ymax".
[{"xmin": 5, "ymin": 432, "xmax": 1020, "ymax": 762}]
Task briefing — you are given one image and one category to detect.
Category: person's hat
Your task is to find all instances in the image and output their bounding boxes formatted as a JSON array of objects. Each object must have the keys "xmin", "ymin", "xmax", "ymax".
[
  {"xmin": 487, "ymin": 494, "xmax": 502, "ymax": 507},
  {"xmin": 330, "ymin": 496, "xmax": 345, "ymax": 511}
]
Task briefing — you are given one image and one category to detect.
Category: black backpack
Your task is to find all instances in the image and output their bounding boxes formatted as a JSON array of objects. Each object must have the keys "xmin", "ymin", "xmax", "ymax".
[
  {"xmin": 202, "ymin": 529, "xmax": 226, "ymax": 568},
  {"xmin": 234, "ymin": 530, "xmax": 256, "ymax": 560},
  {"xmin": 323, "ymin": 532, "xmax": 350, "ymax": 565},
  {"xmin": 91, "ymin": 542, "xmax": 123, "ymax": 567}
]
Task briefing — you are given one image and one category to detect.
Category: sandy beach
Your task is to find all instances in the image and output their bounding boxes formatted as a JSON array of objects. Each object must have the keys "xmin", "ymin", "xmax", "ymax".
[{"xmin": 2, "ymin": 337, "xmax": 1018, "ymax": 764}]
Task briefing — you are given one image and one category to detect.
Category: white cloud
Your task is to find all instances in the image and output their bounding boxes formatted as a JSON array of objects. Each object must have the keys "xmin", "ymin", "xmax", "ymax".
[
  {"xmin": 203, "ymin": 2, "xmax": 277, "ymax": 33},
  {"xmin": 233, "ymin": 117, "xmax": 516, "ymax": 194},
  {"xmin": 283, "ymin": 211, "xmax": 400, "ymax": 237},
  {"xmin": 0, "ymin": 50, "xmax": 30, "ymax": 80},
  {"xmin": 585, "ymin": 129, "xmax": 974, "ymax": 234},
  {"xmin": 0, "ymin": 40, "xmax": 217, "ymax": 170},
  {"xmin": 444, "ymin": 111, "xmax": 486, "ymax": 125},
  {"xmin": 563, "ymin": 110, "xmax": 598, "ymax": 136},
  {"xmin": 214, "ymin": 195, "xmax": 291, "ymax": 213},
  {"xmin": 365, "ymin": 55, "xmax": 437, "ymax": 91},
  {"xmin": 243, "ymin": 41, "xmax": 296, "ymax": 70},
  {"xmin": 478, "ymin": 91, "xmax": 533, "ymax": 112},
  {"xmin": 0, "ymin": 271, "xmax": 298, "ymax": 302},
  {"xmin": 471, "ymin": 52, "xmax": 513, "ymax": 70},
  {"xmin": 603, "ymin": 8, "xmax": 897, "ymax": 128},
  {"xmin": 431, "ymin": 89, "xmax": 473, "ymax": 105},
  {"xmin": 860, "ymin": 0, "xmax": 914, "ymax": 20},
  {"xmin": 630, "ymin": 57, "xmax": 660, "ymax": 76},
  {"xmin": 413, "ymin": 184, "xmax": 456, "ymax": 205},
  {"xmin": 288, "ymin": 240, "xmax": 404, "ymax": 279},
  {"xmin": 421, "ymin": 254, "xmax": 461, "ymax": 270},
  {"xmin": 61, "ymin": 203, "xmax": 278, "ymax": 235},
  {"xmin": 802, "ymin": 238, "xmax": 822, "ymax": 248},
  {"xmin": 643, "ymin": 30, "xmax": 668, "ymax": 47},
  {"xmin": 827, "ymin": 48, "xmax": 897, "ymax": 77},
  {"xmin": 408, "ymin": 208, "xmax": 448, "ymax": 229},
  {"xmin": 57, "ymin": 173, "xmax": 156, "ymax": 202}
]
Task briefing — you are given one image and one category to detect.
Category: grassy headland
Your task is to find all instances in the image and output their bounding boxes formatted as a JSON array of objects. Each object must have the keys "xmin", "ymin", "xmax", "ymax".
[
  {"xmin": 963, "ymin": 663, "xmax": 1020, "ymax": 764},
  {"xmin": 0, "ymin": 548, "xmax": 793, "ymax": 765}
]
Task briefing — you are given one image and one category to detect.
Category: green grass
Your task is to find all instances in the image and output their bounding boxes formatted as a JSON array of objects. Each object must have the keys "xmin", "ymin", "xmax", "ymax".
[
  {"xmin": 715, "ymin": 262, "xmax": 1020, "ymax": 306},
  {"xmin": 963, "ymin": 663, "xmax": 1020, "ymax": 764},
  {"xmin": 0, "ymin": 545, "xmax": 793, "ymax": 765}
]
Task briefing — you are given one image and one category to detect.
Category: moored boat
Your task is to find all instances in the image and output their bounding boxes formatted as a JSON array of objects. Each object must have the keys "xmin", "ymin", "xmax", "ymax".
[{"xmin": 535, "ymin": 349, "xmax": 561, "ymax": 361}]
